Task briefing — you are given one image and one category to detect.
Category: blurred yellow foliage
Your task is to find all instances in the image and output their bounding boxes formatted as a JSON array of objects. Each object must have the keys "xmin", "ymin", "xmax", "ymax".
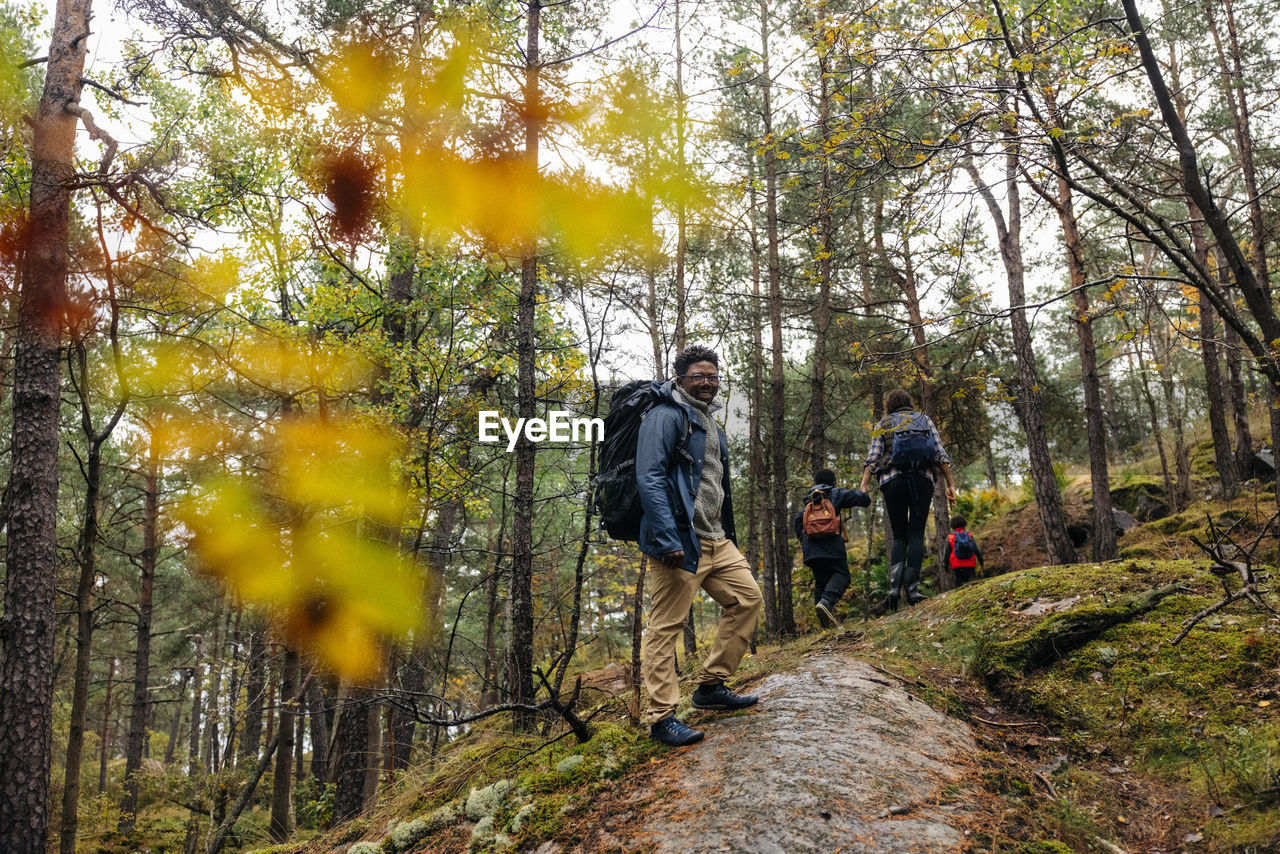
[{"xmin": 177, "ymin": 419, "xmax": 423, "ymax": 684}]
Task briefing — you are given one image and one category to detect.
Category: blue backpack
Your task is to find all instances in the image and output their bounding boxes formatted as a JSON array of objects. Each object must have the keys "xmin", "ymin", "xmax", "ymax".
[
  {"xmin": 885, "ymin": 412, "xmax": 938, "ymax": 472},
  {"xmin": 952, "ymin": 529, "xmax": 976, "ymax": 560}
]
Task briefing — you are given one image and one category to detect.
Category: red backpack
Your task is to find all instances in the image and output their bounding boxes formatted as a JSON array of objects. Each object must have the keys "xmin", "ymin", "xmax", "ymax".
[{"xmin": 802, "ymin": 489, "xmax": 845, "ymax": 540}]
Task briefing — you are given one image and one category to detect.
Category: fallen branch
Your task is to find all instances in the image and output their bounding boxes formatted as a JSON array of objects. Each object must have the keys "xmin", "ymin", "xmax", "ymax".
[
  {"xmin": 1174, "ymin": 512, "xmax": 1277, "ymax": 644},
  {"xmin": 971, "ymin": 714, "xmax": 1037, "ymax": 728},
  {"xmin": 980, "ymin": 583, "xmax": 1186, "ymax": 693}
]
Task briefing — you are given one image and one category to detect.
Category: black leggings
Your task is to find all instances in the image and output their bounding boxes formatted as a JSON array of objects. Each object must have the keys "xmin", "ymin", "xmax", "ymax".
[{"xmin": 881, "ymin": 473, "xmax": 934, "ymax": 571}]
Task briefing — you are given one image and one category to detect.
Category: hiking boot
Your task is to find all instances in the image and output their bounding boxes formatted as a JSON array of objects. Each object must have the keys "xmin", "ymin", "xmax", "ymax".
[
  {"xmin": 649, "ymin": 715, "xmax": 704, "ymax": 747},
  {"xmin": 903, "ymin": 564, "xmax": 927, "ymax": 605},
  {"xmin": 815, "ymin": 600, "xmax": 839, "ymax": 629},
  {"xmin": 691, "ymin": 682, "xmax": 759, "ymax": 711}
]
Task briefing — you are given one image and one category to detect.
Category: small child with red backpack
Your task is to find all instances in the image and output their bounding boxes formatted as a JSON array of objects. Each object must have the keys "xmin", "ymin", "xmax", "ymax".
[
  {"xmin": 793, "ymin": 469, "xmax": 871, "ymax": 628},
  {"xmin": 942, "ymin": 515, "xmax": 984, "ymax": 587}
]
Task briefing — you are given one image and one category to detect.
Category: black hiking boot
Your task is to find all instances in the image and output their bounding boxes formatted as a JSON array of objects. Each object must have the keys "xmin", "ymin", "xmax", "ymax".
[
  {"xmin": 691, "ymin": 682, "xmax": 759, "ymax": 711},
  {"xmin": 649, "ymin": 715, "xmax": 704, "ymax": 747},
  {"xmin": 816, "ymin": 600, "xmax": 839, "ymax": 629},
  {"xmin": 903, "ymin": 564, "xmax": 928, "ymax": 605}
]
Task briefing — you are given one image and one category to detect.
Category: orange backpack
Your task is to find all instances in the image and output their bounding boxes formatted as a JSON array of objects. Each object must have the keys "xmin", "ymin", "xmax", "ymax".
[{"xmin": 802, "ymin": 489, "xmax": 845, "ymax": 539}]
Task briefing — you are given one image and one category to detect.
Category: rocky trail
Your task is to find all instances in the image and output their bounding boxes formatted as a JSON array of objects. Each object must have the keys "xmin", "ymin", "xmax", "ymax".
[{"xmin": 561, "ymin": 652, "xmax": 980, "ymax": 853}]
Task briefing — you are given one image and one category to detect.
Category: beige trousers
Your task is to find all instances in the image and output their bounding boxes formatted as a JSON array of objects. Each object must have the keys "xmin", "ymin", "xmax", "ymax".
[{"xmin": 642, "ymin": 538, "xmax": 763, "ymax": 724}]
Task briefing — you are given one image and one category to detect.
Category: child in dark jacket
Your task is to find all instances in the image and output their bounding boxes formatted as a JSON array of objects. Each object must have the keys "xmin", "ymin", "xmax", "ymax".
[
  {"xmin": 942, "ymin": 515, "xmax": 984, "ymax": 587},
  {"xmin": 793, "ymin": 469, "xmax": 871, "ymax": 628}
]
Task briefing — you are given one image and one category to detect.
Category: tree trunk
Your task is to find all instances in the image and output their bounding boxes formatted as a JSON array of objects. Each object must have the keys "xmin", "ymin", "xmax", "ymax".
[
  {"xmin": 1055, "ymin": 170, "xmax": 1117, "ymax": 559},
  {"xmin": 682, "ymin": 606, "xmax": 697, "ymax": 658},
  {"xmin": 202, "ymin": 598, "xmax": 229, "ymax": 773},
  {"xmin": 269, "ymin": 648, "xmax": 299, "ymax": 840},
  {"xmin": 306, "ymin": 677, "xmax": 330, "ymax": 782},
  {"xmin": 673, "ymin": 0, "xmax": 689, "ymax": 350},
  {"xmin": 0, "ymin": 1, "xmax": 90, "ymax": 849},
  {"xmin": 508, "ymin": 0, "xmax": 542, "ymax": 731},
  {"xmin": 629, "ymin": 557, "xmax": 646, "ymax": 724},
  {"xmin": 295, "ymin": 691, "xmax": 306, "ymax": 783},
  {"xmin": 331, "ymin": 687, "xmax": 372, "ymax": 822},
  {"xmin": 61, "ymin": 358, "xmax": 115, "ymax": 851},
  {"xmin": 361, "ymin": 702, "xmax": 381, "ymax": 806},
  {"xmin": 1189, "ymin": 218, "xmax": 1237, "ymax": 498},
  {"xmin": 1133, "ymin": 343, "xmax": 1175, "ymax": 505},
  {"xmin": 188, "ymin": 638, "xmax": 204, "ymax": 777},
  {"xmin": 965, "ymin": 138, "xmax": 1077, "ymax": 566},
  {"xmin": 240, "ymin": 622, "xmax": 267, "ymax": 763},
  {"xmin": 806, "ymin": 34, "xmax": 833, "ymax": 470},
  {"xmin": 747, "ymin": 173, "xmax": 775, "ymax": 639},
  {"xmin": 119, "ymin": 440, "xmax": 160, "ymax": 831},
  {"xmin": 1154, "ymin": 332, "xmax": 1191, "ymax": 509},
  {"xmin": 759, "ymin": 0, "xmax": 795, "ymax": 637},
  {"xmin": 99, "ymin": 658, "xmax": 115, "ymax": 794},
  {"xmin": 479, "ymin": 514, "xmax": 506, "ymax": 710},
  {"xmin": 165, "ymin": 669, "xmax": 190, "ymax": 766},
  {"xmin": 1220, "ymin": 272, "xmax": 1254, "ymax": 480}
]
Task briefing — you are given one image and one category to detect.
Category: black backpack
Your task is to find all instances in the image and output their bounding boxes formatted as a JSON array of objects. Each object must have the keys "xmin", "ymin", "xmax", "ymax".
[
  {"xmin": 885, "ymin": 412, "xmax": 939, "ymax": 473},
  {"xmin": 592, "ymin": 381, "xmax": 690, "ymax": 541}
]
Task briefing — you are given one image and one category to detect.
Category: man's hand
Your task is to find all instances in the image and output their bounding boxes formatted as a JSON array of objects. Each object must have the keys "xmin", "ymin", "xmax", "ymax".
[{"xmin": 661, "ymin": 550, "xmax": 685, "ymax": 568}]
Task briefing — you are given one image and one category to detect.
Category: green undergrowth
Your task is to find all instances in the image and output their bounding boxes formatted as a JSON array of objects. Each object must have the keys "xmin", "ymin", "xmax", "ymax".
[
  {"xmin": 276, "ymin": 719, "xmax": 663, "ymax": 854},
  {"xmin": 858, "ymin": 560, "xmax": 1280, "ymax": 851}
]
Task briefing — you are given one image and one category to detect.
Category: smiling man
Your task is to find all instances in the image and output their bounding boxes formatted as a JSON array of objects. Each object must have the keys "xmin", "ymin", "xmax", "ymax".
[{"xmin": 635, "ymin": 345, "xmax": 763, "ymax": 747}]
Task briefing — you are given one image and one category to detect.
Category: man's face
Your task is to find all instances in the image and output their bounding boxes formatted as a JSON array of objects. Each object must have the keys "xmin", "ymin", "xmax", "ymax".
[{"xmin": 676, "ymin": 359, "xmax": 720, "ymax": 403}]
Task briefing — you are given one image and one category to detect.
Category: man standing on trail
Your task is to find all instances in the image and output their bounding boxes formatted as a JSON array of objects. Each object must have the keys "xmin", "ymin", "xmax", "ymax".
[
  {"xmin": 859, "ymin": 388, "xmax": 957, "ymax": 609},
  {"xmin": 793, "ymin": 469, "xmax": 871, "ymax": 628},
  {"xmin": 636, "ymin": 344, "xmax": 763, "ymax": 747}
]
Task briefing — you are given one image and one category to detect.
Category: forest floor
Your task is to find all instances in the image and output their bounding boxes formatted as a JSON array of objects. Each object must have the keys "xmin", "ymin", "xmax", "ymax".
[{"xmin": 254, "ymin": 482, "xmax": 1279, "ymax": 854}]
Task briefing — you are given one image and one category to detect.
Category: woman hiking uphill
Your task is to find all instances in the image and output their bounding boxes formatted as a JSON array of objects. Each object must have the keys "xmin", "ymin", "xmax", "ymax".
[{"xmin": 858, "ymin": 389, "xmax": 957, "ymax": 609}]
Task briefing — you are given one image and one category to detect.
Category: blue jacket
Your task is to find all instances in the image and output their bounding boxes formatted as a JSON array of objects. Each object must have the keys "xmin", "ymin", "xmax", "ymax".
[
  {"xmin": 793, "ymin": 484, "xmax": 868, "ymax": 565},
  {"xmin": 635, "ymin": 381, "xmax": 736, "ymax": 573}
]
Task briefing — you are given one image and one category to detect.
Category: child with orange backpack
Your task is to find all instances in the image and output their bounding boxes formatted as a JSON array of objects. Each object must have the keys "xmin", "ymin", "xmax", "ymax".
[
  {"xmin": 942, "ymin": 515, "xmax": 984, "ymax": 587},
  {"xmin": 793, "ymin": 469, "xmax": 871, "ymax": 628}
]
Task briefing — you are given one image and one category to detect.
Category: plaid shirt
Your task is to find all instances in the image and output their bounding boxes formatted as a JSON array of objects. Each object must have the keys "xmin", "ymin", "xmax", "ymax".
[{"xmin": 862, "ymin": 409, "xmax": 951, "ymax": 485}]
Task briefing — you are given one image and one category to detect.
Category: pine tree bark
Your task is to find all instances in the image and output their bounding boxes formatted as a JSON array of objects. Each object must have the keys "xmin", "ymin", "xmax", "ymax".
[
  {"xmin": 331, "ymin": 687, "xmax": 372, "ymax": 821},
  {"xmin": 0, "ymin": 0, "xmax": 91, "ymax": 849}
]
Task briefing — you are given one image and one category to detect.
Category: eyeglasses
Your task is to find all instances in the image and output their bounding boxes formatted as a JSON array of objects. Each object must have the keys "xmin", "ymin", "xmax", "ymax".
[{"xmin": 681, "ymin": 373, "xmax": 722, "ymax": 384}]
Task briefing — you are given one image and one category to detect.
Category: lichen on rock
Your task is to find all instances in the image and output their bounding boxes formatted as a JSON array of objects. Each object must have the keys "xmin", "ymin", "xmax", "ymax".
[{"xmin": 465, "ymin": 779, "xmax": 513, "ymax": 821}]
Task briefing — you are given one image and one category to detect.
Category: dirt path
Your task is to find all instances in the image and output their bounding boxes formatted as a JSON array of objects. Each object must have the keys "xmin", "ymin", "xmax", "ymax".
[{"xmin": 631, "ymin": 653, "xmax": 978, "ymax": 853}]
